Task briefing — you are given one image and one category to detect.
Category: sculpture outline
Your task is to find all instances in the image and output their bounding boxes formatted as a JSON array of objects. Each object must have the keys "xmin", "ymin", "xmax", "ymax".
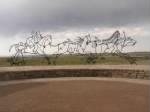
[{"xmin": 9, "ymin": 30, "xmax": 137, "ymax": 65}]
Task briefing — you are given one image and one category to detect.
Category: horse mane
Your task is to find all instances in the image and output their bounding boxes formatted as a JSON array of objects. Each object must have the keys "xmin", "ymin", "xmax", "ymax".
[
  {"xmin": 74, "ymin": 36, "xmax": 84, "ymax": 44},
  {"xmin": 102, "ymin": 30, "xmax": 120, "ymax": 42}
]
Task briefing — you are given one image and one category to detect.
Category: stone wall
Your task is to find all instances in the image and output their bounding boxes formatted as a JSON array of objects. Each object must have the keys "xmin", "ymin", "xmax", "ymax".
[{"xmin": 0, "ymin": 69, "xmax": 149, "ymax": 81}]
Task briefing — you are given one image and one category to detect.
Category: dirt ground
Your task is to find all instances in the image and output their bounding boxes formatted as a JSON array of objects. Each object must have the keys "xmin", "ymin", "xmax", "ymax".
[{"xmin": 0, "ymin": 78, "xmax": 148, "ymax": 112}]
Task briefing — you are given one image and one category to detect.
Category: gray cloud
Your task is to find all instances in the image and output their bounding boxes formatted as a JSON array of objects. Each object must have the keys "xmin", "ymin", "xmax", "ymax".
[{"xmin": 0, "ymin": 0, "xmax": 149, "ymax": 36}]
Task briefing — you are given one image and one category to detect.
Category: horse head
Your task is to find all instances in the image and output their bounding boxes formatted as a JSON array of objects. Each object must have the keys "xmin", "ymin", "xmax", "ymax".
[
  {"xmin": 43, "ymin": 34, "xmax": 52, "ymax": 47},
  {"xmin": 124, "ymin": 37, "xmax": 136, "ymax": 47}
]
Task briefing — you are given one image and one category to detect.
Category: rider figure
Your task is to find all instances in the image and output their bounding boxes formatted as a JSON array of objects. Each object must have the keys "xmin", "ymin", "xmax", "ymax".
[{"xmin": 31, "ymin": 31, "xmax": 43, "ymax": 53}]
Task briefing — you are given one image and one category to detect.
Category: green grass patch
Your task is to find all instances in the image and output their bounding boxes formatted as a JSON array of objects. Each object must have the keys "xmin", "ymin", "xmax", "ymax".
[{"xmin": 0, "ymin": 55, "xmax": 148, "ymax": 67}]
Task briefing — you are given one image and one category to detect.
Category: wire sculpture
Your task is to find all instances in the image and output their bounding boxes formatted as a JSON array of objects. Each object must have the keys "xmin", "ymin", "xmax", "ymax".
[{"xmin": 9, "ymin": 30, "xmax": 137, "ymax": 65}]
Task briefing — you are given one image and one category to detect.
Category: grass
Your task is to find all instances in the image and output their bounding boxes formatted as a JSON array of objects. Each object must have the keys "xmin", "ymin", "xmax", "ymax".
[{"xmin": 0, "ymin": 55, "xmax": 148, "ymax": 67}]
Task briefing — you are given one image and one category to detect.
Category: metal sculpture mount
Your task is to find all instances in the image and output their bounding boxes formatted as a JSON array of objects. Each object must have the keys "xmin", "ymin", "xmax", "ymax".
[{"xmin": 9, "ymin": 30, "xmax": 137, "ymax": 65}]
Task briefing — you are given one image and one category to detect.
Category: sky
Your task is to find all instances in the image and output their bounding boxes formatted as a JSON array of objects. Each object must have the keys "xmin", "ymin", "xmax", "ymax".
[{"xmin": 0, "ymin": 0, "xmax": 149, "ymax": 56}]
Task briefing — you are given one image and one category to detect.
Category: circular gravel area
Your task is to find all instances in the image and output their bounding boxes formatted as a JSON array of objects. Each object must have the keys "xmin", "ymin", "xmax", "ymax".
[{"xmin": 0, "ymin": 78, "xmax": 148, "ymax": 112}]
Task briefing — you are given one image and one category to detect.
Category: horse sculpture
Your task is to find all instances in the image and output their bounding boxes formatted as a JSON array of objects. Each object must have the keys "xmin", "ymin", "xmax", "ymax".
[
  {"xmin": 9, "ymin": 32, "xmax": 52, "ymax": 65},
  {"xmin": 47, "ymin": 35, "xmax": 90, "ymax": 64},
  {"xmin": 100, "ymin": 30, "xmax": 121, "ymax": 53},
  {"xmin": 9, "ymin": 30, "xmax": 137, "ymax": 65},
  {"xmin": 9, "ymin": 42, "xmax": 27, "ymax": 64}
]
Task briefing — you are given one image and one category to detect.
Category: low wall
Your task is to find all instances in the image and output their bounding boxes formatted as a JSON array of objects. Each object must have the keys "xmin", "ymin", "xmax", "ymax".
[{"xmin": 0, "ymin": 66, "xmax": 149, "ymax": 81}]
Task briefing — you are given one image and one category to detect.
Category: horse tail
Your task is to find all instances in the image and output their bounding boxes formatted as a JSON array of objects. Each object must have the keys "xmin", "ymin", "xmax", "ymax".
[{"xmin": 9, "ymin": 44, "xmax": 16, "ymax": 52}]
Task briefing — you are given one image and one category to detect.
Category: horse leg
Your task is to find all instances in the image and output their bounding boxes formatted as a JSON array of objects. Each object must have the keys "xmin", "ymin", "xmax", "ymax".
[
  {"xmin": 123, "ymin": 54, "xmax": 136, "ymax": 64},
  {"xmin": 104, "ymin": 44, "xmax": 109, "ymax": 53},
  {"xmin": 52, "ymin": 55, "xmax": 57, "ymax": 65},
  {"xmin": 44, "ymin": 55, "xmax": 51, "ymax": 65},
  {"xmin": 42, "ymin": 51, "xmax": 51, "ymax": 65},
  {"xmin": 17, "ymin": 51, "xmax": 24, "ymax": 65},
  {"xmin": 9, "ymin": 56, "xmax": 15, "ymax": 66},
  {"xmin": 45, "ymin": 54, "xmax": 51, "ymax": 65},
  {"xmin": 97, "ymin": 44, "xmax": 103, "ymax": 56},
  {"xmin": 110, "ymin": 45, "xmax": 117, "ymax": 56},
  {"xmin": 52, "ymin": 54, "xmax": 61, "ymax": 65},
  {"xmin": 20, "ymin": 51, "xmax": 25, "ymax": 65},
  {"xmin": 13, "ymin": 51, "xmax": 19, "ymax": 64}
]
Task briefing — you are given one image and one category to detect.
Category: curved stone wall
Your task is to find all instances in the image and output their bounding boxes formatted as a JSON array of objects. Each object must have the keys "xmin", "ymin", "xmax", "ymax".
[{"xmin": 0, "ymin": 65, "xmax": 149, "ymax": 81}]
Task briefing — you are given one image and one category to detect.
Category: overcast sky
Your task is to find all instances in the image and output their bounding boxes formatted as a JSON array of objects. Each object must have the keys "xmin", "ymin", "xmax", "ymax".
[{"xmin": 0, "ymin": 0, "xmax": 149, "ymax": 56}]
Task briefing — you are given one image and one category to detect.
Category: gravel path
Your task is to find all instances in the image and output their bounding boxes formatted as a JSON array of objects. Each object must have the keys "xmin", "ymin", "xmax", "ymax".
[
  {"xmin": 0, "ymin": 77, "xmax": 149, "ymax": 86},
  {"xmin": 0, "ymin": 77, "xmax": 148, "ymax": 112},
  {"xmin": 0, "ymin": 65, "xmax": 148, "ymax": 72}
]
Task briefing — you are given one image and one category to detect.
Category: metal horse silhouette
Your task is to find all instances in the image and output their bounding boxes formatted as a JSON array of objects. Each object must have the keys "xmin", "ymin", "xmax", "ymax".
[{"xmin": 9, "ymin": 30, "xmax": 137, "ymax": 65}]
